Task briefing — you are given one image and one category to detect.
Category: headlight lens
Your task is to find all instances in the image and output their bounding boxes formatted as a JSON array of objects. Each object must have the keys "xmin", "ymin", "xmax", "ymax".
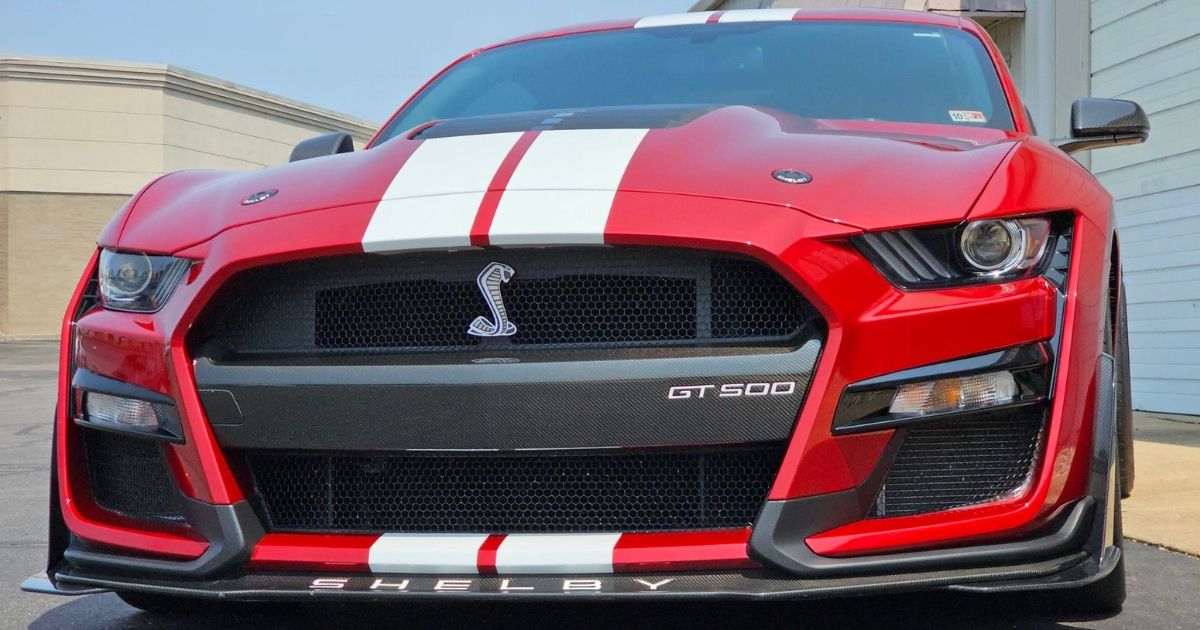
[
  {"xmin": 960, "ymin": 218, "xmax": 1051, "ymax": 274},
  {"xmin": 960, "ymin": 220, "xmax": 1019, "ymax": 270},
  {"xmin": 854, "ymin": 214, "xmax": 1060, "ymax": 289},
  {"xmin": 98, "ymin": 249, "xmax": 190, "ymax": 312}
]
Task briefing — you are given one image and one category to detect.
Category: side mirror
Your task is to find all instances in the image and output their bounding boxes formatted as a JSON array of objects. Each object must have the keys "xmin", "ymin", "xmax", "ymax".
[
  {"xmin": 1054, "ymin": 98, "xmax": 1149, "ymax": 155},
  {"xmin": 289, "ymin": 131, "xmax": 355, "ymax": 163}
]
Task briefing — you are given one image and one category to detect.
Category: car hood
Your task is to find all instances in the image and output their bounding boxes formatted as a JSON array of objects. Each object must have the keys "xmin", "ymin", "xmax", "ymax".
[{"xmin": 115, "ymin": 105, "xmax": 1021, "ymax": 253}]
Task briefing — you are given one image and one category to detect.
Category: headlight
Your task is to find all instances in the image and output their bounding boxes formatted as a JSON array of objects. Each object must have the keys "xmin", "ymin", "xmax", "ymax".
[
  {"xmin": 854, "ymin": 214, "xmax": 1061, "ymax": 289},
  {"xmin": 98, "ymin": 249, "xmax": 190, "ymax": 312}
]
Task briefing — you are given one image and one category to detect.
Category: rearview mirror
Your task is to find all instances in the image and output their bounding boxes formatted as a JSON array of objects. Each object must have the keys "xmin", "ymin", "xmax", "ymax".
[
  {"xmin": 1054, "ymin": 98, "xmax": 1149, "ymax": 155},
  {"xmin": 289, "ymin": 131, "xmax": 355, "ymax": 163}
]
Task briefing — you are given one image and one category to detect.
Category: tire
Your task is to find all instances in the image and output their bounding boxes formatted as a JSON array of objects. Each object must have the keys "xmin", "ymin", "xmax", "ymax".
[
  {"xmin": 1060, "ymin": 493, "xmax": 1127, "ymax": 614},
  {"xmin": 1056, "ymin": 290, "xmax": 1128, "ymax": 614},
  {"xmin": 1115, "ymin": 282, "xmax": 1135, "ymax": 498}
]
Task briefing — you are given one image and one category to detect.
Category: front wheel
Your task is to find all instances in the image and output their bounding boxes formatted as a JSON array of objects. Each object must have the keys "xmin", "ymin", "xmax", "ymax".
[
  {"xmin": 1059, "ymin": 492, "xmax": 1126, "ymax": 614},
  {"xmin": 1057, "ymin": 286, "xmax": 1130, "ymax": 614},
  {"xmin": 1115, "ymin": 282, "xmax": 1135, "ymax": 498}
]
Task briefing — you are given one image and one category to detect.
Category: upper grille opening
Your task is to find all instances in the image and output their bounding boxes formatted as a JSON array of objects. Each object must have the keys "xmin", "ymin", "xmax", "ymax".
[{"xmin": 192, "ymin": 248, "xmax": 818, "ymax": 358}]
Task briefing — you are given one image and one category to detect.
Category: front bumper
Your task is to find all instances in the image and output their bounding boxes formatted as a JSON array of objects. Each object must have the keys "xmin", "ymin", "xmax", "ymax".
[
  {"xmin": 34, "ymin": 190, "xmax": 1117, "ymax": 599},
  {"xmin": 30, "ymin": 352, "xmax": 1121, "ymax": 601}
]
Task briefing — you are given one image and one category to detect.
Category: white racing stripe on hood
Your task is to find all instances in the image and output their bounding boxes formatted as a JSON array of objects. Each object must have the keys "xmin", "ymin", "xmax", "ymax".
[
  {"xmin": 488, "ymin": 128, "xmax": 648, "ymax": 246},
  {"xmin": 633, "ymin": 12, "xmax": 716, "ymax": 28},
  {"xmin": 718, "ymin": 9, "xmax": 800, "ymax": 22},
  {"xmin": 362, "ymin": 132, "xmax": 523, "ymax": 252}
]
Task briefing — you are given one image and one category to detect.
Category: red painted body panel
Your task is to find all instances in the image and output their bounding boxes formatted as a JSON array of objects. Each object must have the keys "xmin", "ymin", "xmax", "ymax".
[
  {"xmin": 250, "ymin": 534, "xmax": 375, "ymax": 572},
  {"xmin": 58, "ymin": 10, "xmax": 1116, "ymax": 574},
  {"xmin": 247, "ymin": 530, "xmax": 756, "ymax": 574},
  {"xmin": 612, "ymin": 530, "xmax": 758, "ymax": 572},
  {"xmin": 55, "ymin": 252, "xmax": 208, "ymax": 559},
  {"xmin": 111, "ymin": 110, "xmax": 1019, "ymax": 254}
]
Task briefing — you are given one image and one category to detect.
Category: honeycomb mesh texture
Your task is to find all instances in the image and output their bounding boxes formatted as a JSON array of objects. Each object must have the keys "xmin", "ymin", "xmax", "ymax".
[
  {"xmin": 872, "ymin": 409, "xmax": 1046, "ymax": 518},
  {"xmin": 244, "ymin": 444, "xmax": 786, "ymax": 533},
  {"xmin": 194, "ymin": 248, "xmax": 815, "ymax": 356},
  {"xmin": 317, "ymin": 278, "xmax": 481, "ymax": 350},
  {"xmin": 82, "ymin": 428, "xmax": 186, "ymax": 524},
  {"xmin": 506, "ymin": 275, "xmax": 695, "ymax": 345}
]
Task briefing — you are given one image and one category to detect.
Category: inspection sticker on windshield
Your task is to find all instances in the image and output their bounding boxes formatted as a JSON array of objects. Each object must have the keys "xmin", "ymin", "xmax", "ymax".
[{"xmin": 949, "ymin": 110, "xmax": 988, "ymax": 123}]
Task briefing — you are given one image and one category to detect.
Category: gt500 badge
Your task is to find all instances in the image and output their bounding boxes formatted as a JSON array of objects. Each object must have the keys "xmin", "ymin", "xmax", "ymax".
[{"xmin": 668, "ymin": 381, "xmax": 796, "ymax": 399}]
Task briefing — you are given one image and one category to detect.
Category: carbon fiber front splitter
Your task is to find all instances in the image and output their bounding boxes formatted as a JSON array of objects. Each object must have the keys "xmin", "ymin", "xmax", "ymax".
[{"xmin": 31, "ymin": 547, "xmax": 1114, "ymax": 602}]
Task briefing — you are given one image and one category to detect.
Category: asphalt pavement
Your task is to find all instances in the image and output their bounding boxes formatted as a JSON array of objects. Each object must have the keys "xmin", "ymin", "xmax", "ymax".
[{"xmin": 2, "ymin": 341, "xmax": 1198, "ymax": 629}]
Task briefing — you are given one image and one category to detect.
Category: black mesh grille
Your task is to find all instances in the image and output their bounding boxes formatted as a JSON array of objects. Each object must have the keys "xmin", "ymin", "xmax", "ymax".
[
  {"xmin": 872, "ymin": 409, "xmax": 1046, "ymax": 518},
  {"xmin": 711, "ymin": 259, "xmax": 806, "ymax": 338},
  {"xmin": 194, "ymin": 248, "xmax": 816, "ymax": 357},
  {"xmin": 244, "ymin": 444, "xmax": 785, "ymax": 533},
  {"xmin": 507, "ymin": 274, "xmax": 696, "ymax": 345},
  {"xmin": 81, "ymin": 428, "xmax": 186, "ymax": 524},
  {"xmin": 317, "ymin": 278, "xmax": 481, "ymax": 350}
]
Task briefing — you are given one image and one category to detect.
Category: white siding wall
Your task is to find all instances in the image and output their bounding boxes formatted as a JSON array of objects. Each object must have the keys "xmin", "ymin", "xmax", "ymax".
[{"xmin": 1091, "ymin": 0, "xmax": 1200, "ymax": 414}]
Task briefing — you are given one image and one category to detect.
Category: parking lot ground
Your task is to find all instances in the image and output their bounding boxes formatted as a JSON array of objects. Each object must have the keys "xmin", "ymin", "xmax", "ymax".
[{"xmin": 2, "ymin": 341, "xmax": 1198, "ymax": 628}]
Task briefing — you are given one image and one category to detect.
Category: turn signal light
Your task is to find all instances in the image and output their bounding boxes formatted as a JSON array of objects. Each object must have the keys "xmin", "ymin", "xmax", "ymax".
[
  {"xmin": 889, "ymin": 371, "xmax": 1018, "ymax": 416},
  {"xmin": 85, "ymin": 393, "xmax": 163, "ymax": 431}
]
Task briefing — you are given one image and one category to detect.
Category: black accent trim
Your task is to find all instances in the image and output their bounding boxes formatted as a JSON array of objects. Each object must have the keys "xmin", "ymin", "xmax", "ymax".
[
  {"xmin": 1055, "ymin": 98, "xmax": 1149, "ymax": 155},
  {"xmin": 197, "ymin": 341, "xmax": 821, "ymax": 451},
  {"xmin": 832, "ymin": 343, "xmax": 1050, "ymax": 434},
  {"xmin": 70, "ymin": 369, "xmax": 184, "ymax": 443},
  {"xmin": 289, "ymin": 131, "xmax": 354, "ymax": 162},
  {"xmin": 72, "ymin": 369, "xmax": 173, "ymax": 405},
  {"xmin": 62, "ymin": 499, "xmax": 263, "ymax": 579},
  {"xmin": 1055, "ymin": 133, "xmax": 1146, "ymax": 155},
  {"xmin": 1086, "ymin": 354, "xmax": 1118, "ymax": 559},
  {"xmin": 1044, "ymin": 223, "xmax": 1074, "ymax": 400},
  {"xmin": 47, "ymin": 552, "xmax": 1091, "ymax": 601},
  {"xmin": 45, "ymin": 416, "xmax": 70, "ymax": 580},
  {"xmin": 853, "ymin": 213, "xmax": 1073, "ymax": 291},
  {"xmin": 411, "ymin": 105, "xmax": 720, "ymax": 140},
  {"xmin": 20, "ymin": 573, "xmax": 104, "ymax": 596}
]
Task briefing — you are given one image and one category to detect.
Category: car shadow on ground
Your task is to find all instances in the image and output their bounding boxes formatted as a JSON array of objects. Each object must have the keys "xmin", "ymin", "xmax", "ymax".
[{"xmin": 30, "ymin": 590, "xmax": 1115, "ymax": 629}]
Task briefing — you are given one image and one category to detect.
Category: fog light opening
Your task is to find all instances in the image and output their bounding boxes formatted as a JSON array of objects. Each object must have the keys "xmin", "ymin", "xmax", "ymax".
[{"xmin": 889, "ymin": 371, "xmax": 1018, "ymax": 416}]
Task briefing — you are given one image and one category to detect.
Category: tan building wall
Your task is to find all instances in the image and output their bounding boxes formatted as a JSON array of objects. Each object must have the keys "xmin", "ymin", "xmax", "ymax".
[{"xmin": 0, "ymin": 56, "xmax": 378, "ymax": 338}]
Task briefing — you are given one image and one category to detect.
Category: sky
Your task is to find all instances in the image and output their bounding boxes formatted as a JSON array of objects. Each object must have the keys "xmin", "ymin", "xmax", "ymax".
[{"xmin": 0, "ymin": 0, "xmax": 694, "ymax": 123}]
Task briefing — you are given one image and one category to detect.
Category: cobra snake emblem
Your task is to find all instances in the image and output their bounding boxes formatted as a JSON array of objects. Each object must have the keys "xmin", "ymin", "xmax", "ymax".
[{"xmin": 467, "ymin": 262, "xmax": 517, "ymax": 337}]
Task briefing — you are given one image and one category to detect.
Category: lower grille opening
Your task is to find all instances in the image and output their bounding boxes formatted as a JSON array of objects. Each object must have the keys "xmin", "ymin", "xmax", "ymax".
[
  {"xmin": 81, "ymin": 428, "xmax": 186, "ymax": 524},
  {"xmin": 243, "ymin": 444, "xmax": 786, "ymax": 534},
  {"xmin": 871, "ymin": 408, "xmax": 1046, "ymax": 518}
]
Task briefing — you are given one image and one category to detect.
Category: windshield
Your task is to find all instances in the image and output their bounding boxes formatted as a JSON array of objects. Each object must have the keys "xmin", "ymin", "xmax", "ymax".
[{"xmin": 376, "ymin": 21, "xmax": 1014, "ymax": 144}]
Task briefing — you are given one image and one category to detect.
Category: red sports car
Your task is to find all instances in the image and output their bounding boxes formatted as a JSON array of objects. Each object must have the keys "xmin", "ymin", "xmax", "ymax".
[{"xmin": 24, "ymin": 8, "xmax": 1149, "ymax": 614}]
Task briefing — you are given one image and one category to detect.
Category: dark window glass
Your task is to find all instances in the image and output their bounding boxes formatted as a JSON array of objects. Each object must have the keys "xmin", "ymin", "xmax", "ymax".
[{"xmin": 377, "ymin": 21, "xmax": 1014, "ymax": 144}]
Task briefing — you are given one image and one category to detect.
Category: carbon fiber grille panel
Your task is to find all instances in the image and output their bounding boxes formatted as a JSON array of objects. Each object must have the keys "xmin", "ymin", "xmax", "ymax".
[
  {"xmin": 872, "ymin": 409, "xmax": 1046, "ymax": 518},
  {"xmin": 244, "ymin": 444, "xmax": 786, "ymax": 533},
  {"xmin": 81, "ymin": 428, "xmax": 185, "ymax": 524},
  {"xmin": 194, "ymin": 248, "xmax": 816, "ymax": 356}
]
